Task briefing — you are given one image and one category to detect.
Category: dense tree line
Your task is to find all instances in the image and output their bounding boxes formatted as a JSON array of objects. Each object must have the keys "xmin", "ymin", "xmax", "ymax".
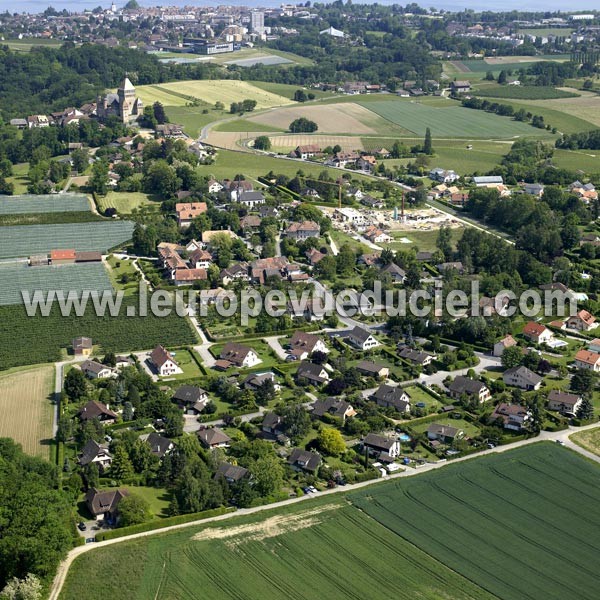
[
  {"xmin": 556, "ymin": 129, "xmax": 600, "ymax": 151},
  {"xmin": 0, "ymin": 439, "xmax": 74, "ymax": 590}
]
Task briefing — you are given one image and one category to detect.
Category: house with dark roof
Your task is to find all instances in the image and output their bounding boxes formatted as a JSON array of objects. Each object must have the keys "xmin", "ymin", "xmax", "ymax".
[
  {"xmin": 215, "ymin": 462, "xmax": 250, "ymax": 484},
  {"xmin": 288, "ymin": 448, "xmax": 322, "ymax": 472},
  {"xmin": 346, "ymin": 326, "xmax": 380, "ymax": 351},
  {"xmin": 296, "ymin": 362, "xmax": 330, "ymax": 385},
  {"xmin": 447, "ymin": 376, "xmax": 491, "ymax": 403},
  {"xmin": 380, "ymin": 262, "xmax": 407, "ymax": 283},
  {"xmin": 261, "ymin": 412, "xmax": 285, "ymax": 437},
  {"xmin": 150, "ymin": 345, "xmax": 182, "ymax": 377},
  {"xmin": 78, "ymin": 400, "xmax": 118, "ymax": 424},
  {"xmin": 80, "ymin": 360, "xmax": 115, "ymax": 380},
  {"xmin": 219, "ymin": 343, "xmax": 261, "ymax": 368},
  {"xmin": 172, "ymin": 385, "xmax": 209, "ymax": 414},
  {"xmin": 547, "ymin": 390, "xmax": 582, "ymax": 416},
  {"xmin": 426, "ymin": 423, "xmax": 464, "ymax": 444},
  {"xmin": 356, "ymin": 360, "xmax": 389, "ymax": 379},
  {"xmin": 397, "ymin": 345, "xmax": 435, "ymax": 366},
  {"xmin": 312, "ymin": 398, "xmax": 356, "ymax": 421},
  {"xmin": 197, "ymin": 427, "xmax": 231, "ymax": 449},
  {"xmin": 502, "ymin": 366, "xmax": 542, "ymax": 391},
  {"xmin": 238, "ymin": 191, "xmax": 265, "ymax": 209},
  {"xmin": 140, "ymin": 432, "xmax": 174, "ymax": 459},
  {"xmin": 490, "ymin": 403, "xmax": 532, "ymax": 431},
  {"xmin": 78, "ymin": 439, "xmax": 112, "ymax": 472},
  {"xmin": 371, "ymin": 384, "xmax": 411, "ymax": 413},
  {"xmin": 85, "ymin": 488, "xmax": 129, "ymax": 522},
  {"xmin": 288, "ymin": 331, "xmax": 328, "ymax": 361},
  {"xmin": 362, "ymin": 433, "xmax": 400, "ymax": 460},
  {"xmin": 242, "ymin": 372, "xmax": 280, "ymax": 393}
]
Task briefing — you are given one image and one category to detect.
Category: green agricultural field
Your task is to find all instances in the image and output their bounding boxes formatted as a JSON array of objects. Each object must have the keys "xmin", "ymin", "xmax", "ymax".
[
  {"xmin": 553, "ymin": 149, "xmax": 600, "ymax": 174},
  {"xmin": 197, "ymin": 149, "xmax": 371, "ymax": 182},
  {"xmin": 2, "ymin": 38, "xmax": 62, "ymax": 52},
  {"xmin": 0, "ymin": 221, "xmax": 134, "ymax": 259},
  {"xmin": 570, "ymin": 427, "xmax": 600, "ymax": 457},
  {"xmin": 137, "ymin": 80, "xmax": 294, "ymax": 110},
  {"xmin": 215, "ymin": 118, "xmax": 285, "ymax": 132},
  {"xmin": 0, "ymin": 297, "xmax": 197, "ymax": 370},
  {"xmin": 472, "ymin": 85, "xmax": 579, "ymax": 100},
  {"xmin": 0, "ymin": 262, "xmax": 113, "ymax": 306},
  {"xmin": 60, "ymin": 497, "xmax": 496, "ymax": 600},
  {"xmin": 350, "ymin": 443, "xmax": 600, "ymax": 600},
  {"xmin": 97, "ymin": 191, "xmax": 159, "ymax": 214},
  {"xmin": 59, "ymin": 445, "xmax": 600, "ymax": 600},
  {"xmin": 249, "ymin": 81, "xmax": 334, "ymax": 99},
  {"xmin": 0, "ymin": 193, "xmax": 90, "ymax": 215},
  {"xmin": 476, "ymin": 98, "xmax": 596, "ymax": 134},
  {"xmin": 358, "ymin": 99, "xmax": 551, "ymax": 138}
]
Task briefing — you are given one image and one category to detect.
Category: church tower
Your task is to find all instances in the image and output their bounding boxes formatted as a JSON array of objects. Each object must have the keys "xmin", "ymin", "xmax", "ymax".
[{"xmin": 117, "ymin": 76, "xmax": 136, "ymax": 123}]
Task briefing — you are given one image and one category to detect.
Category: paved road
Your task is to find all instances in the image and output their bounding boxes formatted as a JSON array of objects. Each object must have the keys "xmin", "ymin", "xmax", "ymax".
[
  {"xmin": 47, "ymin": 422, "xmax": 600, "ymax": 600},
  {"xmin": 264, "ymin": 335, "xmax": 288, "ymax": 360}
]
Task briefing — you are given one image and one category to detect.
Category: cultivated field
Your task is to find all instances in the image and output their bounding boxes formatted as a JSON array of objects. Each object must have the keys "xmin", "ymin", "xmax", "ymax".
[
  {"xmin": 359, "ymin": 99, "xmax": 550, "ymax": 138},
  {"xmin": 523, "ymin": 94, "xmax": 600, "ymax": 128},
  {"xmin": 0, "ymin": 365, "xmax": 54, "ymax": 458},
  {"xmin": 58, "ymin": 444, "xmax": 600, "ymax": 600},
  {"xmin": 0, "ymin": 262, "xmax": 113, "ymax": 306},
  {"xmin": 0, "ymin": 194, "xmax": 90, "ymax": 215},
  {"xmin": 0, "ymin": 299, "xmax": 197, "ymax": 369},
  {"xmin": 247, "ymin": 102, "xmax": 395, "ymax": 135},
  {"xmin": 60, "ymin": 499, "xmax": 495, "ymax": 600},
  {"xmin": 351, "ymin": 444, "xmax": 600, "ymax": 600},
  {"xmin": 0, "ymin": 221, "xmax": 135, "ymax": 259},
  {"xmin": 137, "ymin": 80, "xmax": 294, "ymax": 110},
  {"xmin": 205, "ymin": 130, "xmax": 279, "ymax": 150}
]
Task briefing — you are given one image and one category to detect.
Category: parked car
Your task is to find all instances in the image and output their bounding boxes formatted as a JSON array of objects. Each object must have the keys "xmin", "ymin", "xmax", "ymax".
[{"xmin": 77, "ymin": 522, "xmax": 87, "ymax": 531}]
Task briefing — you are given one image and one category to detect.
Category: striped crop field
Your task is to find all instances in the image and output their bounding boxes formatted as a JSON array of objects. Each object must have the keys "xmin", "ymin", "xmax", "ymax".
[
  {"xmin": 0, "ymin": 193, "xmax": 91, "ymax": 215},
  {"xmin": 350, "ymin": 443, "xmax": 600, "ymax": 600},
  {"xmin": 0, "ymin": 262, "xmax": 113, "ymax": 306},
  {"xmin": 59, "ymin": 444, "xmax": 600, "ymax": 600},
  {"xmin": 0, "ymin": 221, "xmax": 134, "ymax": 259}
]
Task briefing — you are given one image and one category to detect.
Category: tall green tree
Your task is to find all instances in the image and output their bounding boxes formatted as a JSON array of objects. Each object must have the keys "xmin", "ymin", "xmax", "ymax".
[{"xmin": 423, "ymin": 127, "xmax": 433, "ymax": 155}]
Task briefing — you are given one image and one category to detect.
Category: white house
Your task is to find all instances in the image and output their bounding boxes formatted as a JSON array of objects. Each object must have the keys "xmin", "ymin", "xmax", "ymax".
[
  {"xmin": 574, "ymin": 349, "xmax": 600, "ymax": 372},
  {"xmin": 150, "ymin": 345, "xmax": 183, "ymax": 377},
  {"xmin": 80, "ymin": 360, "xmax": 115, "ymax": 380},
  {"xmin": 347, "ymin": 326, "xmax": 380, "ymax": 351}
]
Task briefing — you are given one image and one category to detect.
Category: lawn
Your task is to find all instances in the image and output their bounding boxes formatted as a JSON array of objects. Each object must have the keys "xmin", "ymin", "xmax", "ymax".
[
  {"xmin": 96, "ymin": 191, "xmax": 159, "ymax": 214},
  {"xmin": 215, "ymin": 119, "xmax": 285, "ymax": 132},
  {"xmin": 0, "ymin": 221, "xmax": 135, "ymax": 259},
  {"xmin": 105, "ymin": 255, "xmax": 140, "ymax": 296},
  {"xmin": 358, "ymin": 98, "xmax": 553, "ymax": 138},
  {"xmin": 350, "ymin": 443, "xmax": 600, "ymax": 600},
  {"xmin": 410, "ymin": 416, "xmax": 480, "ymax": 438},
  {"xmin": 59, "ymin": 497, "xmax": 496, "ymax": 600},
  {"xmin": 6, "ymin": 162, "xmax": 30, "ymax": 194},
  {"xmin": 161, "ymin": 348, "xmax": 203, "ymax": 381},
  {"xmin": 403, "ymin": 385, "xmax": 442, "ymax": 411},
  {"xmin": 59, "ymin": 444, "xmax": 600, "ymax": 600},
  {"xmin": 570, "ymin": 427, "xmax": 600, "ymax": 457},
  {"xmin": 78, "ymin": 486, "xmax": 172, "ymax": 520},
  {"xmin": 164, "ymin": 105, "xmax": 227, "ymax": 137},
  {"xmin": 0, "ymin": 364, "xmax": 55, "ymax": 458}
]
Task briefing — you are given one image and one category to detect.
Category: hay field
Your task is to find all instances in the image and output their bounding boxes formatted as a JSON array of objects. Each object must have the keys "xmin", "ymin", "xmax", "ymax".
[
  {"xmin": 523, "ymin": 94, "xmax": 600, "ymax": 127},
  {"xmin": 246, "ymin": 103, "xmax": 383, "ymax": 134},
  {"xmin": 137, "ymin": 80, "xmax": 294, "ymax": 110},
  {"xmin": 0, "ymin": 365, "xmax": 55, "ymax": 458},
  {"xmin": 269, "ymin": 134, "xmax": 364, "ymax": 152}
]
